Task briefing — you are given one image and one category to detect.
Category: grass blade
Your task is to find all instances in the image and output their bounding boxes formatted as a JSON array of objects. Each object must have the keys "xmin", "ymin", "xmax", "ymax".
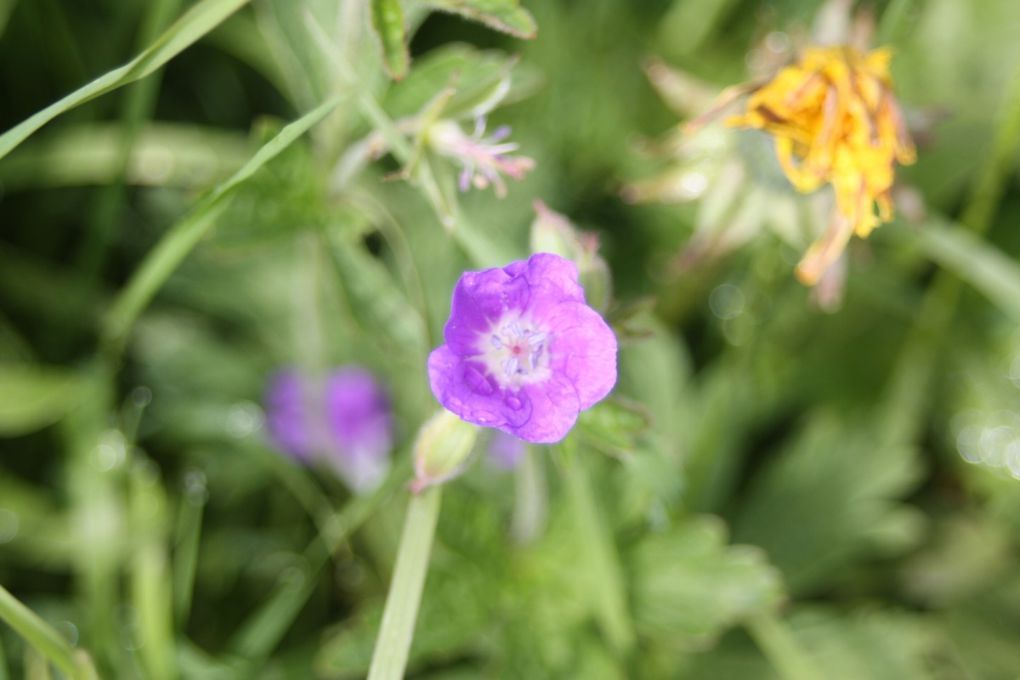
[
  {"xmin": 915, "ymin": 219, "xmax": 1020, "ymax": 322},
  {"xmin": 0, "ymin": 585, "xmax": 76, "ymax": 679},
  {"xmin": 0, "ymin": 0, "xmax": 251, "ymax": 161}
]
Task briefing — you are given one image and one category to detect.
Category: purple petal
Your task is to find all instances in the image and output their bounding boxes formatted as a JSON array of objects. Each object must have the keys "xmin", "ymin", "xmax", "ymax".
[
  {"xmin": 444, "ymin": 266, "xmax": 530, "ymax": 355},
  {"xmin": 429, "ymin": 253, "xmax": 618, "ymax": 444},
  {"xmin": 429, "ymin": 346, "xmax": 510, "ymax": 429},
  {"xmin": 521, "ymin": 253, "xmax": 586, "ymax": 306},
  {"xmin": 324, "ymin": 367, "xmax": 393, "ymax": 458},
  {"xmin": 490, "ymin": 125, "xmax": 512, "ymax": 142},
  {"xmin": 544, "ymin": 302, "xmax": 618, "ymax": 409},
  {"xmin": 510, "ymin": 375, "xmax": 581, "ymax": 443},
  {"xmin": 264, "ymin": 370, "xmax": 316, "ymax": 461}
]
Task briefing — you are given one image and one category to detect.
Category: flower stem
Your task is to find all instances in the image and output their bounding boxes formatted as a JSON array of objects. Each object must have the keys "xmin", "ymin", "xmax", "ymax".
[
  {"xmin": 0, "ymin": 584, "xmax": 77, "ymax": 679},
  {"xmin": 512, "ymin": 445, "xmax": 547, "ymax": 544},
  {"xmin": 746, "ymin": 612, "xmax": 822, "ymax": 680},
  {"xmin": 367, "ymin": 487, "xmax": 442, "ymax": 680},
  {"xmin": 557, "ymin": 442, "xmax": 635, "ymax": 656}
]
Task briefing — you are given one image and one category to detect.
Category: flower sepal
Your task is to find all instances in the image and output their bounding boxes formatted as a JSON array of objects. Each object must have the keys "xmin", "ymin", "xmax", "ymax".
[{"xmin": 410, "ymin": 409, "xmax": 481, "ymax": 493}]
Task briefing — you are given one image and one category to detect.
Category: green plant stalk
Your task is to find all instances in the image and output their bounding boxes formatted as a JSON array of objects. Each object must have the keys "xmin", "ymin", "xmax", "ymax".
[
  {"xmin": 61, "ymin": 365, "xmax": 122, "ymax": 670},
  {"xmin": 0, "ymin": 585, "xmax": 77, "ymax": 679},
  {"xmin": 557, "ymin": 441, "xmax": 635, "ymax": 656},
  {"xmin": 310, "ymin": 14, "xmax": 509, "ymax": 268},
  {"xmin": 173, "ymin": 481, "xmax": 206, "ymax": 626},
  {"xmin": 78, "ymin": 0, "xmax": 183, "ymax": 283},
  {"xmin": 366, "ymin": 487, "xmax": 442, "ymax": 680},
  {"xmin": 746, "ymin": 612, "xmax": 822, "ymax": 680},
  {"xmin": 24, "ymin": 647, "xmax": 50, "ymax": 680},
  {"xmin": 877, "ymin": 0, "xmax": 914, "ymax": 43},
  {"xmin": 130, "ymin": 462, "xmax": 176, "ymax": 680},
  {"xmin": 230, "ymin": 467, "xmax": 405, "ymax": 662},
  {"xmin": 0, "ymin": 0, "xmax": 16, "ymax": 38},
  {"xmin": 102, "ymin": 93, "xmax": 342, "ymax": 353},
  {"xmin": 880, "ymin": 60, "xmax": 1020, "ymax": 446},
  {"xmin": 512, "ymin": 445, "xmax": 547, "ymax": 544}
]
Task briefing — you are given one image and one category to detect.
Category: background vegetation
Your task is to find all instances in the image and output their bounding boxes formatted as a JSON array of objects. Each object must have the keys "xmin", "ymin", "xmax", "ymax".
[{"xmin": 2, "ymin": 0, "xmax": 1020, "ymax": 677}]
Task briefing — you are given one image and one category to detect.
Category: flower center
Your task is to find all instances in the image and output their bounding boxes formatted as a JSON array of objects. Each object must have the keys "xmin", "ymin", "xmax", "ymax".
[{"xmin": 478, "ymin": 315, "xmax": 551, "ymax": 389}]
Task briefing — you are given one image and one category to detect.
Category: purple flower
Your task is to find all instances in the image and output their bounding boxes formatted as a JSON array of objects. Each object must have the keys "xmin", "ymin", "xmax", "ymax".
[
  {"xmin": 430, "ymin": 117, "xmax": 535, "ymax": 198},
  {"xmin": 264, "ymin": 367, "xmax": 393, "ymax": 492},
  {"xmin": 428, "ymin": 253, "xmax": 617, "ymax": 444}
]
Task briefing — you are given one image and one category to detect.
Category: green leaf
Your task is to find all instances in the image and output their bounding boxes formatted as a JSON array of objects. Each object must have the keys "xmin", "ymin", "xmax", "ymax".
[
  {"xmin": 418, "ymin": 0, "xmax": 537, "ymax": 38},
  {"xmin": 0, "ymin": 0, "xmax": 17, "ymax": 38},
  {"xmin": 629, "ymin": 516, "xmax": 783, "ymax": 647},
  {"xmin": 787, "ymin": 607, "xmax": 938, "ymax": 680},
  {"xmin": 324, "ymin": 225, "xmax": 430, "ymax": 360},
  {"xmin": 577, "ymin": 398, "xmax": 652, "ymax": 457},
  {"xmin": 0, "ymin": 0, "xmax": 251, "ymax": 161},
  {"xmin": 0, "ymin": 364, "xmax": 84, "ymax": 436},
  {"xmin": 733, "ymin": 412, "xmax": 925, "ymax": 593},
  {"xmin": 372, "ymin": 0, "xmax": 410, "ymax": 80},
  {"xmin": 0, "ymin": 123, "xmax": 250, "ymax": 190},
  {"xmin": 383, "ymin": 44, "xmax": 518, "ymax": 121},
  {"xmin": 914, "ymin": 217, "xmax": 1020, "ymax": 322}
]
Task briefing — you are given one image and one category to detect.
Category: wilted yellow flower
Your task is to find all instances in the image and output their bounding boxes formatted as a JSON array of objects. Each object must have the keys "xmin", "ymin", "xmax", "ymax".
[{"xmin": 727, "ymin": 45, "xmax": 916, "ymax": 284}]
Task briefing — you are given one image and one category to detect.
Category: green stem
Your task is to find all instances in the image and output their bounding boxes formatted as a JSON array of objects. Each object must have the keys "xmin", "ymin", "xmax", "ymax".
[
  {"xmin": 367, "ymin": 487, "xmax": 442, "ymax": 680},
  {"xmin": 877, "ymin": 0, "xmax": 913, "ymax": 43},
  {"xmin": 102, "ymin": 94, "xmax": 342, "ymax": 354},
  {"xmin": 173, "ymin": 473, "xmax": 206, "ymax": 627},
  {"xmin": 78, "ymin": 0, "xmax": 182, "ymax": 283},
  {"xmin": 881, "ymin": 60, "xmax": 1020, "ymax": 446},
  {"xmin": 512, "ymin": 445, "xmax": 546, "ymax": 544},
  {"xmin": 229, "ymin": 467, "xmax": 405, "ymax": 662},
  {"xmin": 557, "ymin": 442, "xmax": 635, "ymax": 656},
  {"xmin": 746, "ymin": 612, "xmax": 821, "ymax": 680},
  {"xmin": 0, "ymin": 585, "xmax": 77, "ymax": 679},
  {"xmin": 958, "ymin": 62, "xmax": 1020, "ymax": 236}
]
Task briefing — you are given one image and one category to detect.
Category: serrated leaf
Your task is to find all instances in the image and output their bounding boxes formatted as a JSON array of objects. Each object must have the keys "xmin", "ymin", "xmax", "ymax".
[
  {"xmin": 371, "ymin": 0, "xmax": 410, "ymax": 80},
  {"xmin": 788, "ymin": 607, "xmax": 939, "ymax": 680},
  {"xmin": 420, "ymin": 0, "xmax": 536, "ymax": 39},
  {"xmin": 734, "ymin": 412, "xmax": 925, "ymax": 592},
  {"xmin": 0, "ymin": 364, "xmax": 84, "ymax": 435},
  {"xmin": 577, "ymin": 397, "xmax": 652, "ymax": 457},
  {"xmin": 629, "ymin": 516, "xmax": 783, "ymax": 646}
]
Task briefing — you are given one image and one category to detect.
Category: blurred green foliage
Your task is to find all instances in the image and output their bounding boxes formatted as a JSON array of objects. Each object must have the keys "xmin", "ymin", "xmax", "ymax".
[{"xmin": 1, "ymin": 0, "xmax": 1020, "ymax": 678}]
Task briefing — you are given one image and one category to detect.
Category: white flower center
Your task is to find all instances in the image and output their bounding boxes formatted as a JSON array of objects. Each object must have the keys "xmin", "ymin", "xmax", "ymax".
[{"xmin": 478, "ymin": 314, "xmax": 551, "ymax": 389}]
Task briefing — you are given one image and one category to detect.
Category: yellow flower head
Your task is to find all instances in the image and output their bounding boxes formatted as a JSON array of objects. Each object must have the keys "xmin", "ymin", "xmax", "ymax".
[{"xmin": 727, "ymin": 46, "xmax": 916, "ymax": 285}]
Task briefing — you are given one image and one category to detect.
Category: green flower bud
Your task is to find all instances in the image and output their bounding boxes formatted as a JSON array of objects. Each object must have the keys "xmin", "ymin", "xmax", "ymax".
[
  {"xmin": 411, "ymin": 410, "xmax": 480, "ymax": 493},
  {"xmin": 529, "ymin": 201, "xmax": 612, "ymax": 311}
]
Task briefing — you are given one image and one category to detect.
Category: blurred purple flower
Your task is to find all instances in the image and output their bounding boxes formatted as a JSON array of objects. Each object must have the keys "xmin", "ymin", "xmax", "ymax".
[
  {"xmin": 428, "ymin": 253, "xmax": 617, "ymax": 444},
  {"xmin": 488, "ymin": 431, "xmax": 527, "ymax": 470},
  {"xmin": 264, "ymin": 367, "xmax": 393, "ymax": 492}
]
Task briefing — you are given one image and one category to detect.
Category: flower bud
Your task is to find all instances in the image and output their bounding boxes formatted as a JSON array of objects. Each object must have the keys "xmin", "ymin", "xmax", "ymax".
[
  {"xmin": 411, "ymin": 409, "xmax": 480, "ymax": 492},
  {"xmin": 529, "ymin": 201, "xmax": 612, "ymax": 311}
]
